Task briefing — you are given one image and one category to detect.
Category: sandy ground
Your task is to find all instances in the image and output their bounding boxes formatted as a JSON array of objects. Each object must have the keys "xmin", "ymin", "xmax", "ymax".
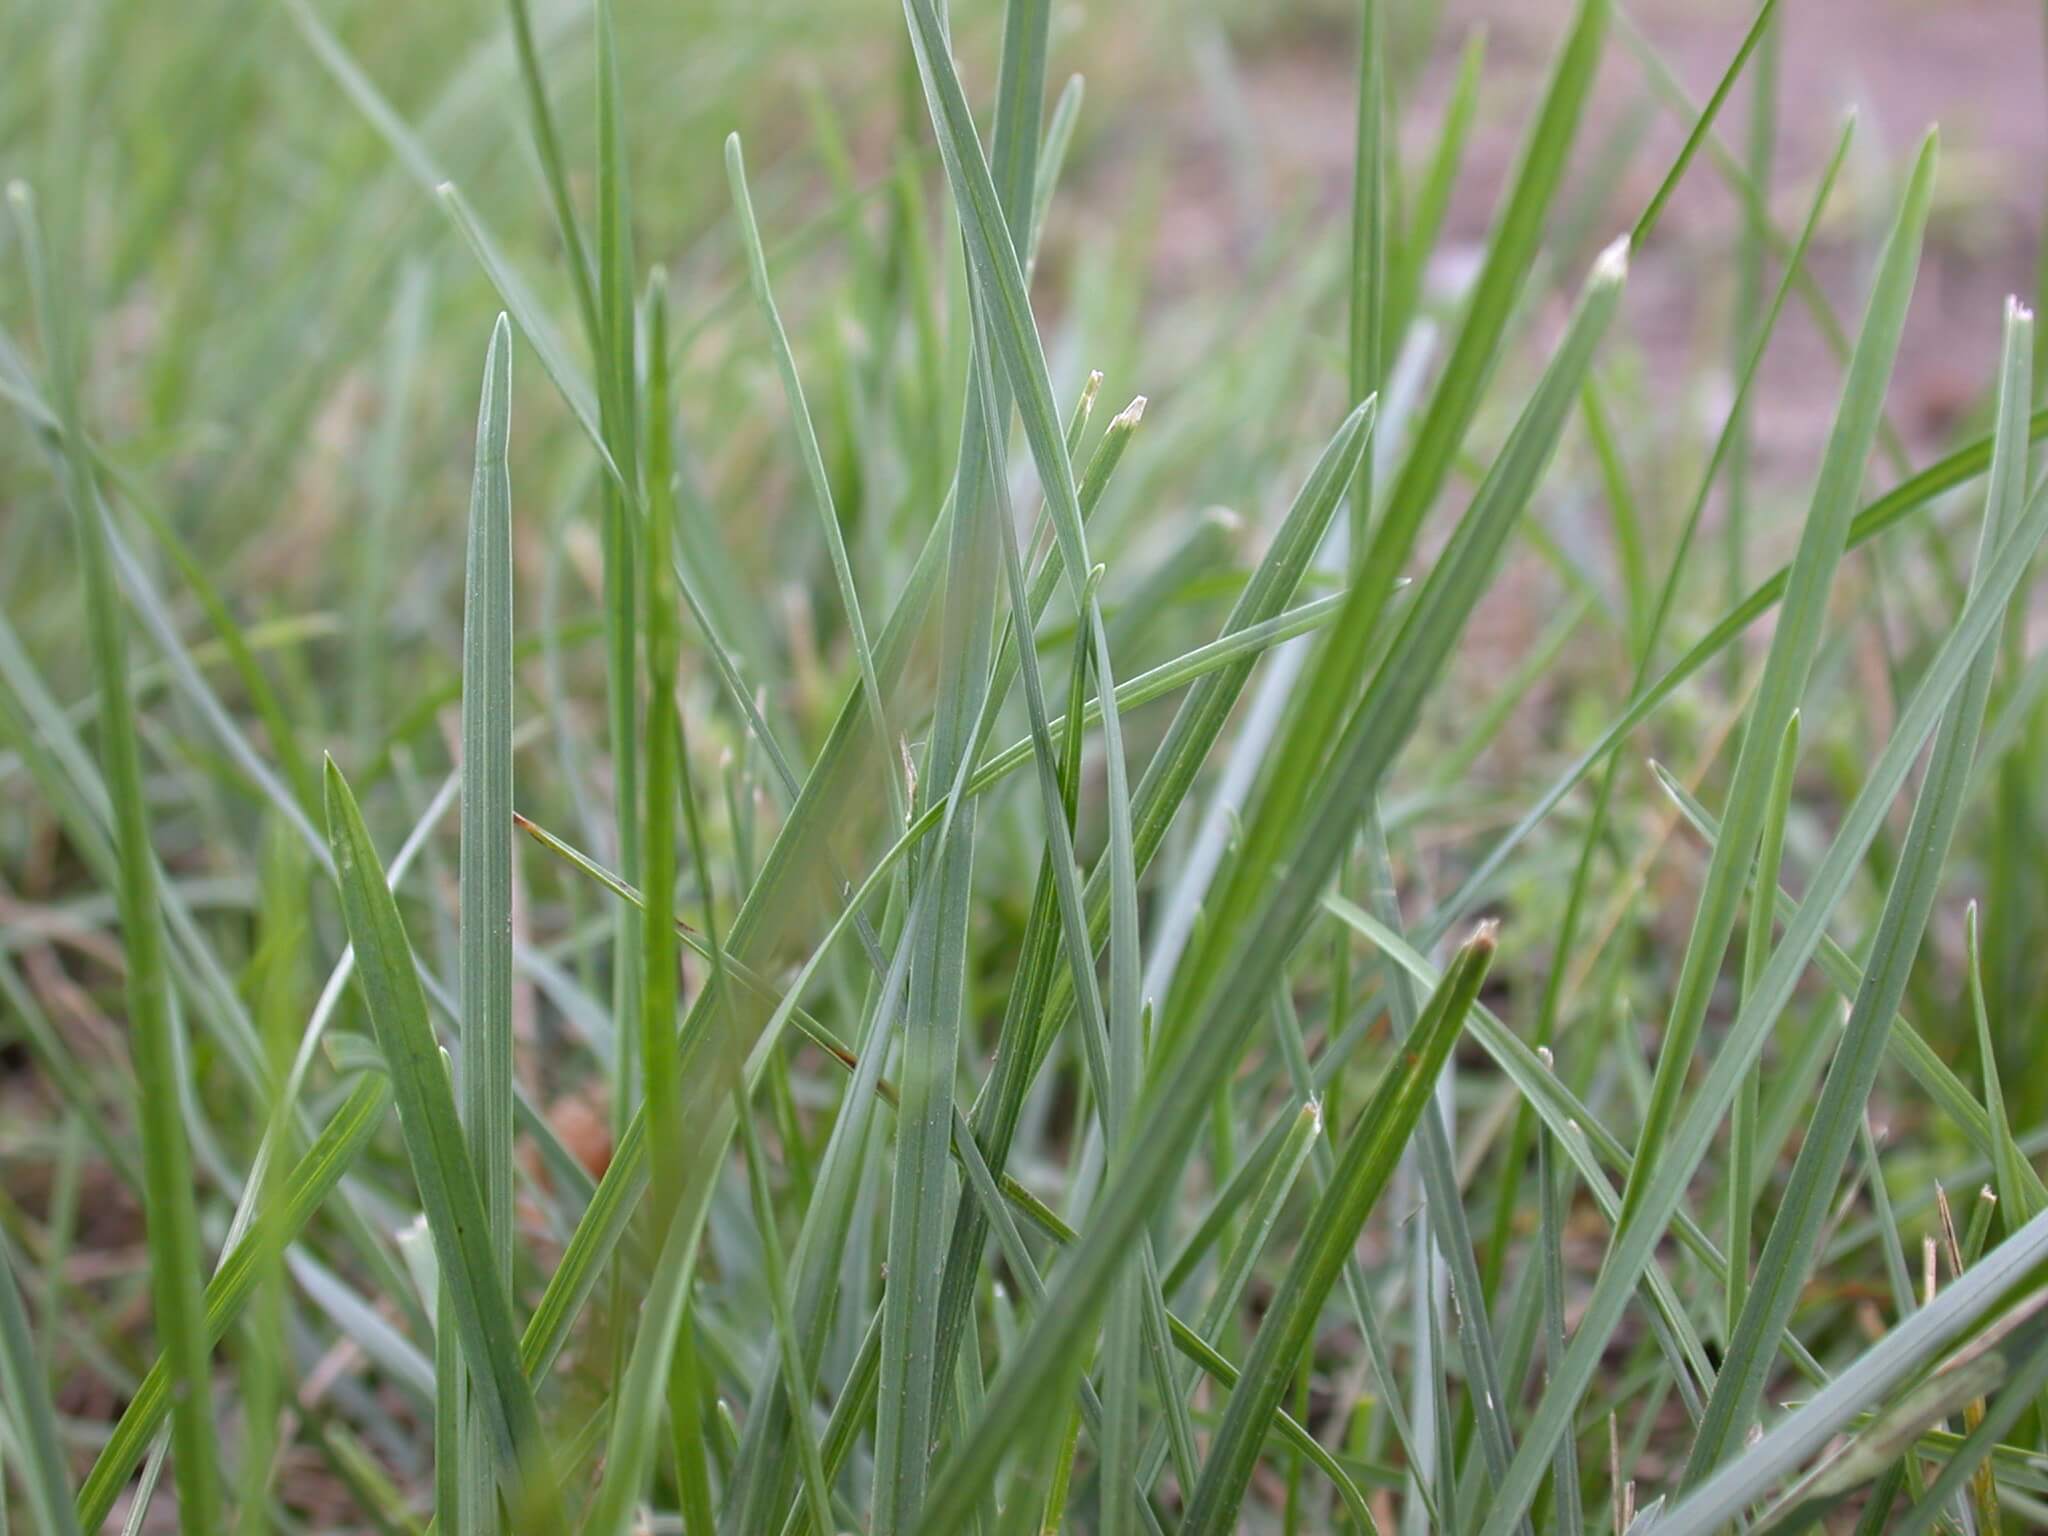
[{"xmin": 1079, "ymin": 0, "xmax": 2048, "ymax": 486}]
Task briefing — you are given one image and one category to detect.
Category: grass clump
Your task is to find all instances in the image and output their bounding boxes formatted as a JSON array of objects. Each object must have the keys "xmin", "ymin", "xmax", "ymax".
[{"xmin": 8, "ymin": 0, "xmax": 2048, "ymax": 1533}]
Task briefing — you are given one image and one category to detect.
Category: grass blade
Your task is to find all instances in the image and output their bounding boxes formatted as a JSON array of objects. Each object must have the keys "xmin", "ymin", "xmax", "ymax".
[
  {"xmin": 1657, "ymin": 1237, "xmax": 2048, "ymax": 1536},
  {"xmin": 1180, "ymin": 928, "xmax": 1494, "ymax": 1535},
  {"xmin": 1727, "ymin": 709, "xmax": 1800, "ymax": 1336},
  {"xmin": 1480, "ymin": 277, "xmax": 2048, "ymax": 1536},
  {"xmin": 917, "ymin": 237, "xmax": 1623, "ymax": 1536},
  {"xmin": 0, "ymin": 1230, "xmax": 84, "ymax": 1536},
  {"xmin": 323, "ymin": 759, "xmax": 559, "ymax": 1524},
  {"xmin": 10, "ymin": 179, "xmax": 219, "ymax": 1536},
  {"xmin": 456, "ymin": 313, "xmax": 516, "ymax": 1536},
  {"xmin": 1688, "ymin": 294, "xmax": 2032, "ymax": 1485},
  {"xmin": 726, "ymin": 133, "xmax": 902, "ymax": 829},
  {"xmin": 1626, "ymin": 132, "xmax": 1936, "ymax": 1246}
]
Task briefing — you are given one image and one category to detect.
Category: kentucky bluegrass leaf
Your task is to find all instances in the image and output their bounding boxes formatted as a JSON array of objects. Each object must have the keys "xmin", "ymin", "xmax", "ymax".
[
  {"xmin": 455, "ymin": 313, "xmax": 516, "ymax": 1536},
  {"xmin": 11, "ymin": 179, "xmax": 219, "ymax": 1536},
  {"xmin": 1687, "ymin": 293, "xmax": 2032, "ymax": 1488},
  {"xmin": 0, "ymin": 1231, "xmax": 83, "ymax": 1536},
  {"xmin": 1180, "ymin": 927, "xmax": 1493, "ymax": 1535},
  {"xmin": 324, "ymin": 760, "xmax": 560, "ymax": 1525}
]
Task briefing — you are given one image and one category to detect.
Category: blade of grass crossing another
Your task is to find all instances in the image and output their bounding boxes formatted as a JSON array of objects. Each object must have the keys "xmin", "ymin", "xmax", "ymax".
[
  {"xmin": 1686, "ymin": 295, "xmax": 2033, "ymax": 1486},
  {"xmin": 640, "ymin": 273, "xmax": 716, "ymax": 1536},
  {"xmin": 913, "ymin": 240, "xmax": 1624, "ymax": 1536},
  {"xmin": 73, "ymin": 1073, "xmax": 394, "ymax": 1532},
  {"xmin": 1180, "ymin": 929, "xmax": 1495, "ymax": 1536},
  {"xmin": 456, "ymin": 314, "xmax": 516, "ymax": 1536},
  {"xmin": 1477, "ymin": 257, "xmax": 2048, "ymax": 1536},
  {"xmin": 876, "ymin": 0, "xmax": 1051, "ymax": 1526},
  {"xmin": 1968, "ymin": 905, "xmax": 2043, "ymax": 1236},
  {"xmin": 1653, "ymin": 765, "xmax": 2047, "ymax": 1206},
  {"xmin": 1625, "ymin": 131, "xmax": 1936, "ymax": 1241},
  {"xmin": 9, "ymin": 180, "xmax": 219, "ymax": 1536},
  {"xmin": 323, "ymin": 760, "xmax": 560, "ymax": 1526},
  {"xmin": 1728, "ymin": 710, "xmax": 1799, "ymax": 1335},
  {"xmin": 1654, "ymin": 1210, "xmax": 2048, "ymax": 1536},
  {"xmin": 726, "ymin": 134, "xmax": 902, "ymax": 831},
  {"xmin": 1176, "ymin": 0, "xmax": 1607, "ymax": 1038},
  {"xmin": 0, "ymin": 1230, "xmax": 84, "ymax": 1536},
  {"xmin": 1139, "ymin": 1101, "xmax": 1323, "ymax": 1501}
]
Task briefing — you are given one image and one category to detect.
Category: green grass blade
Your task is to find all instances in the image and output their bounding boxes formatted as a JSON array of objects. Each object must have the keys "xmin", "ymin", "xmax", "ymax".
[
  {"xmin": 1655, "ymin": 764, "xmax": 2047, "ymax": 1204},
  {"xmin": 10, "ymin": 178, "xmax": 219, "ymax": 1536},
  {"xmin": 1347, "ymin": 0, "xmax": 1385, "ymax": 548},
  {"xmin": 1370, "ymin": 0, "xmax": 1600, "ymax": 550},
  {"xmin": 1889, "ymin": 1325, "xmax": 2048, "ymax": 1536},
  {"xmin": 1180, "ymin": 929, "xmax": 1494, "ymax": 1535},
  {"xmin": 1386, "ymin": 25, "xmax": 1484, "ymax": 354},
  {"xmin": 1537, "ymin": 1105, "xmax": 1583, "ymax": 1536},
  {"xmin": 1969, "ymin": 905, "xmax": 2043, "ymax": 1234},
  {"xmin": 1655, "ymin": 1220, "xmax": 2048, "ymax": 1536},
  {"xmin": 323, "ymin": 759, "xmax": 559, "ymax": 1524},
  {"xmin": 1185, "ymin": 0, "xmax": 1603, "ymax": 1026},
  {"xmin": 1435, "ymin": 396, "xmax": 2048, "ymax": 951},
  {"xmin": 726, "ymin": 133, "xmax": 902, "ymax": 828},
  {"xmin": 1727, "ymin": 709, "xmax": 1800, "ymax": 1335},
  {"xmin": 578, "ymin": 1153, "xmax": 718, "ymax": 1536},
  {"xmin": 639, "ymin": 270, "xmax": 712, "ymax": 1535},
  {"xmin": 917, "ymin": 237, "xmax": 1622, "ymax": 1536},
  {"xmin": 1626, "ymin": 0, "xmax": 1778, "ymax": 250},
  {"xmin": 456, "ymin": 313, "xmax": 516, "ymax": 1536},
  {"xmin": 1725, "ymin": 0, "xmax": 1779, "ymax": 647},
  {"xmin": 1688, "ymin": 294, "xmax": 2033, "ymax": 1485},
  {"xmin": 1140, "ymin": 1100, "xmax": 1323, "ymax": 1498},
  {"xmin": 504, "ymin": 0, "xmax": 600, "ymax": 355},
  {"xmin": 1480, "ymin": 326, "xmax": 2048, "ymax": 1536},
  {"xmin": 76, "ymin": 1069, "xmax": 395, "ymax": 1531},
  {"xmin": 1626, "ymin": 132, "xmax": 1936, "ymax": 1242},
  {"xmin": 733, "ymin": 1070, "xmax": 837, "ymax": 1536},
  {"xmin": 0, "ymin": 1230, "xmax": 84, "ymax": 1536}
]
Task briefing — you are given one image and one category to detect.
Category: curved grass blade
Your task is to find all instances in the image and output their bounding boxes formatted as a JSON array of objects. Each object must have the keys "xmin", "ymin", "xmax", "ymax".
[
  {"xmin": 76, "ymin": 1071, "xmax": 395, "ymax": 1531},
  {"xmin": 10, "ymin": 179, "xmax": 219, "ymax": 1536},
  {"xmin": 1626, "ymin": 132, "xmax": 1936, "ymax": 1247},
  {"xmin": 1479, "ymin": 321, "xmax": 2048, "ymax": 1536},
  {"xmin": 0, "ymin": 1230, "xmax": 84, "ymax": 1536},
  {"xmin": 323, "ymin": 759, "xmax": 559, "ymax": 1525},
  {"xmin": 1657, "ymin": 1256, "xmax": 2048, "ymax": 1536},
  {"xmin": 916, "ymin": 238, "xmax": 1624, "ymax": 1536},
  {"xmin": 1687, "ymin": 294, "xmax": 2032, "ymax": 1486},
  {"xmin": 1180, "ymin": 928, "xmax": 1494, "ymax": 1535}
]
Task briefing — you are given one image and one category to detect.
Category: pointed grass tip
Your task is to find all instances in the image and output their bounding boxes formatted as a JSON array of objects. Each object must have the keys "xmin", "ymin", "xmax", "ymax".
[
  {"xmin": 1112, "ymin": 394, "xmax": 1147, "ymax": 429},
  {"xmin": 1594, "ymin": 233, "xmax": 1630, "ymax": 283}
]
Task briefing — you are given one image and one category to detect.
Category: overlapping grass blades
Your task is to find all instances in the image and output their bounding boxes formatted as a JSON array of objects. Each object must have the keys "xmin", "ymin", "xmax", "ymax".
[{"xmin": 19, "ymin": 1, "xmax": 2048, "ymax": 1532}]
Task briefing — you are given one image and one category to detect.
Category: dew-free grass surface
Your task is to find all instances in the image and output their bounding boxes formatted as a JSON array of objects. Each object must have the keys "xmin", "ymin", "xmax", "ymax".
[{"xmin": 10, "ymin": 0, "xmax": 2048, "ymax": 1533}]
